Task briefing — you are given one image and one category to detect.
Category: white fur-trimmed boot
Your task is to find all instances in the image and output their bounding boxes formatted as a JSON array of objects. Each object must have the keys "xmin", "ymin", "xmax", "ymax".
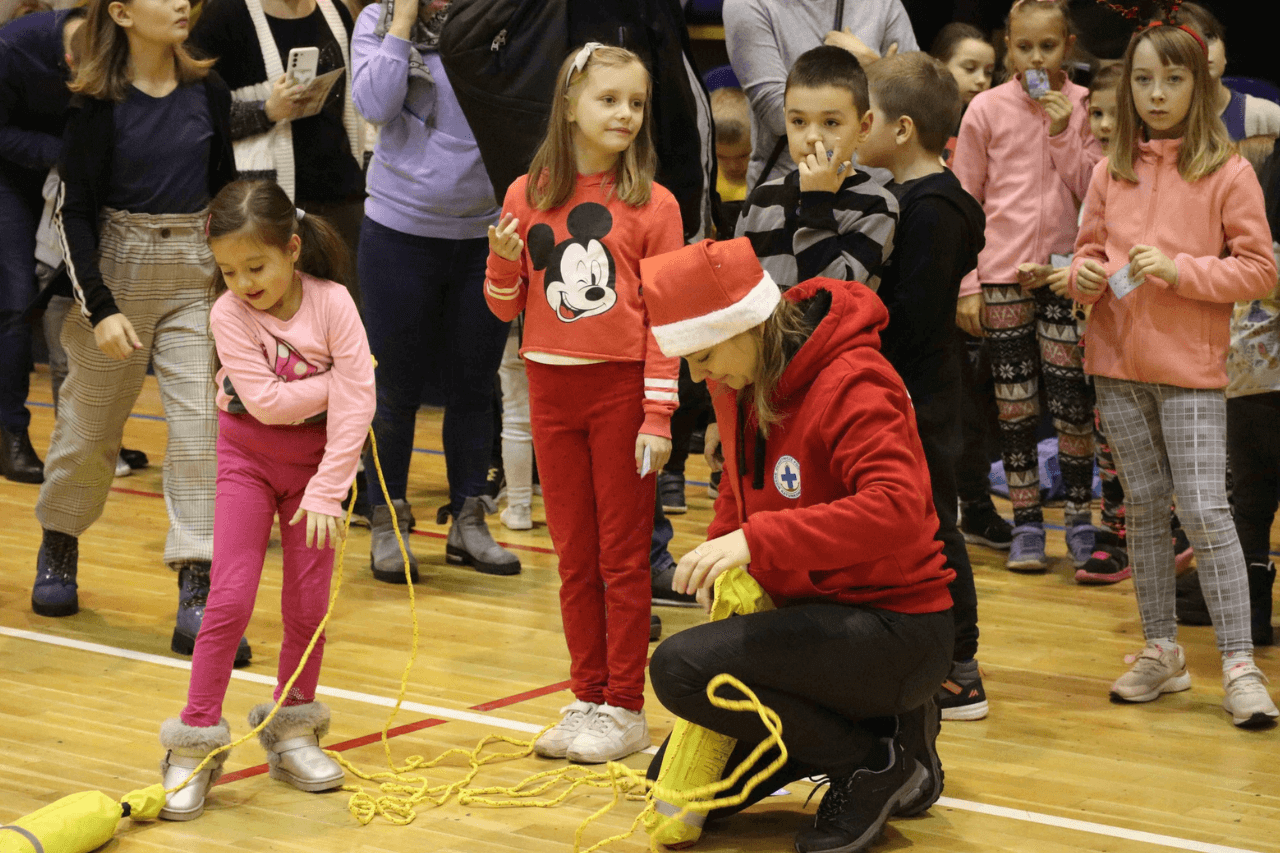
[
  {"xmin": 158, "ymin": 717, "xmax": 232, "ymax": 820},
  {"xmin": 249, "ymin": 701, "xmax": 344, "ymax": 792}
]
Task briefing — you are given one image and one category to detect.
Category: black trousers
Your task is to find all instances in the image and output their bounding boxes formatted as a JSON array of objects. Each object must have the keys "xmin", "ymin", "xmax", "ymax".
[
  {"xmin": 650, "ymin": 601, "xmax": 953, "ymax": 777},
  {"xmin": 909, "ymin": 344, "xmax": 979, "ymax": 662},
  {"xmin": 1226, "ymin": 390, "xmax": 1280, "ymax": 564}
]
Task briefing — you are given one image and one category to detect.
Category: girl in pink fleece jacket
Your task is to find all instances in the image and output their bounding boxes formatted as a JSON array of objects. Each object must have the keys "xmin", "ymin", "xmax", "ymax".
[
  {"xmin": 1069, "ymin": 24, "xmax": 1277, "ymax": 729},
  {"xmin": 952, "ymin": 0, "xmax": 1103, "ymax": 572},
  {"xmin": 157, "ymin": 179, "xmax": 376, "ymax": 820}
]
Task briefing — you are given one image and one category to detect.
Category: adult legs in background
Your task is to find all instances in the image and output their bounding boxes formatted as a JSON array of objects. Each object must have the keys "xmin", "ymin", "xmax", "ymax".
[
  {"xmin": 303, "ymin": 198, "xmax": 365, "ymax": 314},
  {"xmin": 956, "ymin": 333, "xmax": 1012, "ymax": 549},
  {"xmin": 1226, "ymin": 391, "xmax": 1280, "ymax": 645},
  {"xmin": 497, "ymin": 321, "xmax": 533, "ymax": 530},
  {"xmin": 0, "ymin": 171, "xmax": 44, "ymax": 483}
]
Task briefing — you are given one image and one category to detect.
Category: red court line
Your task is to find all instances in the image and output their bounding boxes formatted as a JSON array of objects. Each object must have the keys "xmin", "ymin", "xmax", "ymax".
[
  {"xmin": 215, "ymin": 717, "xmax": 448, "ymax": 785},
  {"xmin": 106, "ymin": 485, "xmax": 556, "ymax": 555},
  {"xmin": 469, "ymin": 680, "xmax": 571, "ymax": 712}
]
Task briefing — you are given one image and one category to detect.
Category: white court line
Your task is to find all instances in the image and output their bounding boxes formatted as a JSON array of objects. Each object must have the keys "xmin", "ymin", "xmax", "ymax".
[{"xmin": 0, "ymin": 625, "xmax": 1264, "ymax": 853}]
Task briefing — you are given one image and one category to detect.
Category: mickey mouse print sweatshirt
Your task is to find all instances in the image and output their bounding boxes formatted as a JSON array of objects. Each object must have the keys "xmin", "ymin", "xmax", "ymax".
[{"xmin": 484, "ymin": 171, "xmax": 684, "ymax": 437}]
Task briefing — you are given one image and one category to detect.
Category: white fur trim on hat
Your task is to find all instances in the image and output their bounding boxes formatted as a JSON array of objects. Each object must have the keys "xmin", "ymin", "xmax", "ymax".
[{"xmin": 651, "ymin": 271, "xmax": 782, "ymax": 357}]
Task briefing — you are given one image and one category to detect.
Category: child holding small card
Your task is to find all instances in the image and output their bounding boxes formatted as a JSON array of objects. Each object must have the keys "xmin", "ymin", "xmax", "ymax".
[{"xmin": 1069, "ymin": 21, "xmax": 1278, "ymax": 727}]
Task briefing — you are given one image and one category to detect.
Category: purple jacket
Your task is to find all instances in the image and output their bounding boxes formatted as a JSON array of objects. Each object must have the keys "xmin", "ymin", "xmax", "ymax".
[{"xmin": 350, "ymin": 4, "xmax": 497, "ymax": 239}]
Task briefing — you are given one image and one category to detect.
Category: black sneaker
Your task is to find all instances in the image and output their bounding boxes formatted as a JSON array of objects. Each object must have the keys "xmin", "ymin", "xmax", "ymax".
[
  {"xmin": 119, "ymin": 447, "xmax": 149, "ymax": 470},
  {"xmin": 893, "ymin": 697, "xmax": 943, "ymax": 817},
  {"xmin": 650, "ymin": 613, "xmax": 662, "ymax": 642},
  {"xmin": 707, "ymin": 470, "xmax": 722, "ymax": 499},
  {"xmin": 794, "ymin": 738, "xmax": 927, "ymax": 853},
  {"xmin": 651, "ymin": 564, "xmax": 699, "ymax": 607},
  {"xmin": 341, "ymin": 486, "xmax": 372, "ymax": 528},
  {"xmin": 658, "ymin": 471, "xmax": 687, "ymax": 514},
  {"xmin": 937, "ymin": 659, "xmax": 988, "ymax": 721},
  {"xmin": 959, "ymin": 501, "xmax": 1012, "ymax": 550}
]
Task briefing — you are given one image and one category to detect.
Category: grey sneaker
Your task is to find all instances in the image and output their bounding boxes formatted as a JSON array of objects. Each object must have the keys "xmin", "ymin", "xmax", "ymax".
[
  {"xmin": 1065, "ymin": 518, "xmax": 1097, "ymax": 568},
  {"xmin": 533, "ymin": 700, "xmax": 598, "ymax": 759},
  {"xmin": 1006, "ymin": 523, "xmax": 1047, "ymax": 572},
  {"xmin": 443, "ymin": 496, "xmax": 521, "ymax": 575},
  {"xmin": 1222, "ymin": 662, "xmax": 1279, "ymax": 728},
  {"xmin": 370, "ymin": 499, "xmax": 418, "ymax": 583},
  {"xmin": 1110, "ymin": 644, "xmax": 1191, "ymax": 703}
]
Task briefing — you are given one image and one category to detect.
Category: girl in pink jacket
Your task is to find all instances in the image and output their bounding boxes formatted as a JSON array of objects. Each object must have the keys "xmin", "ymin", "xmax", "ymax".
[
  {"xmin": 1069, "ymin": 23, "xmax": 1277, "ymax": 729},
  {"xmin": 157, "ymin": 180, "xmax": 376, "ymax": 819},
  {"xmin": 952, "ymin": 0, "xmax": 1103, "ymax": 572}
]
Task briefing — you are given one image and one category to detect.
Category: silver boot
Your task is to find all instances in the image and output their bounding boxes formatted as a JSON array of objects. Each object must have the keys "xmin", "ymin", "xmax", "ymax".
[
  {"xmin": 441, "ymin": 495, "xmax": 521, "ymax": 575},
  {"xmin": 158, "ymin": 717, "xmax": 232, "ymax": 820},
  {"xmin": 249, "ymin": 701, "xmax": 344, "ymax": 792},
  {"xmin": 370, "ymin": 499, "xmax": 418, "ymax": 583}
]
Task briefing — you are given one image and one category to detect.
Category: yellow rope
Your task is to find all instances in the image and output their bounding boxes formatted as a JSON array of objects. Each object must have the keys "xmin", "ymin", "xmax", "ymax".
[{"xmin": 162, "ymin": 427, "xmax": 790, "ymax": 853}]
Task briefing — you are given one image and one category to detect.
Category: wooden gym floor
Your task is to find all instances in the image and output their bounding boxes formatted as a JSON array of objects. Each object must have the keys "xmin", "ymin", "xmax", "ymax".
[{"xmin": 1, "ymin": 371, "xmax": 1278, "ymax": 853}]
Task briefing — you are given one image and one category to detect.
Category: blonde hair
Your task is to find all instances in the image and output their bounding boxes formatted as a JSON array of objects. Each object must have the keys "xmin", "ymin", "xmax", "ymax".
[
  {"xmin": 745, "ymin": 298, "xmax": 813, "ymax": 435},
  {"xmin": 70, "ymin": 0, "xmax": 212, "ymax": 102},
  {"xmin": 1110, "ymin": 24, "xmax": 1232, "ymax": 183},
  {"xmin": 525, "ymin": 45, "xmax": 657, "ymax": 210}
]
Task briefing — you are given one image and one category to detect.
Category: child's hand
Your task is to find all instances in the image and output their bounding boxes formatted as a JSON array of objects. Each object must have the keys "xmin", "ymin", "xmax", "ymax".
[
  {"xmin": 1129, "ymin": 245, "xmax": 1178, "ymax": 287},
  {"xmin": 487, "ymin": 213, "xmax": 523, "ymax": 262},
  {"xmin": 824, "ymin": 28, "xmax": 897, "ymax": 66},
  {"xmin": 1016, "ymin": 262, "xmax": 1054, "ymax": 290},
  {"xmin": 797, "ymin": 140, "xmax": 850, "ymax": 194},
  {"xmin": 1040, "ymin": 90, "xmax": 1072, "ymax": 136},
  {"xmin": 1046, "ymin": 267, "xmax": 1070, "ymax": 297},
  {"xmin": 635, "ymin": 432, "xmax": 672, "ymax": 477},
  {"xmin": 955, "ymin": 293, "xmax": 984, "ymax": 337},
  {"xmin": 93, "ymin": 313, "xmax": 143, "ymax": 360},
  {"xmin": 674, "ymin": 530, "xmax": 752, "ymax": 613},
  {"xmin": 289, "ymin": 507, "xmax": 344, "ymax": 550},
  {"xmin": 1076, "ymin": 259, "xmax": 1109, "ymax": 296}
]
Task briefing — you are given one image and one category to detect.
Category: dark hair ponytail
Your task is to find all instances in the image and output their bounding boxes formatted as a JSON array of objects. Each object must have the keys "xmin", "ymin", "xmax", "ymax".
[{"xmin": 206, "ymin": 179, "xmax": 352, "ymax": 296}]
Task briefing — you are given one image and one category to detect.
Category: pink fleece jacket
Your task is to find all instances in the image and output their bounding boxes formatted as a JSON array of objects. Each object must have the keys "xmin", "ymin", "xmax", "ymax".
[
  {"xmin": 1068, "ymin": 140, "xmax": 1276, "ymax": 389},
  {"xmin": 211, "ymin": 274, "xmax": 376, "ymax": 517},
  {"xmin": 952, "ymin": 76, "xmax": 1102, "ymax": 297}
]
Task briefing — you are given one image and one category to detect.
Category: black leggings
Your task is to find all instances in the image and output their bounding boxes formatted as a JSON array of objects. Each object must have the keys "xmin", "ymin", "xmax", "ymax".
[{"xmin": 649, "ymin": 601, "xmax": 953, "ymax": 777}]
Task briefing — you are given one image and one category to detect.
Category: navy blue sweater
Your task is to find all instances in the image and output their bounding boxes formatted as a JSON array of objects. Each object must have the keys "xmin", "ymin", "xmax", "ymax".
[{"xmin": 0, "ymin": 9, "xmax": 79, "ymax": 181}]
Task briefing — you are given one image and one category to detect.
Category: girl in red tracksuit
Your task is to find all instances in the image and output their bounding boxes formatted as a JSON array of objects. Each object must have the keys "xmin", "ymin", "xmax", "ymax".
[{"xmin": 483, "ymin": 43, "xmax": 682, "ymax": 764}]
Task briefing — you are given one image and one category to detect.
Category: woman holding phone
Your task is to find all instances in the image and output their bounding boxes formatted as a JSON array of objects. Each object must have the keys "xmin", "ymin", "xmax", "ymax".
[{"xmin": 188, "ymin": 0, "xmax": 366, "ymax": 306}]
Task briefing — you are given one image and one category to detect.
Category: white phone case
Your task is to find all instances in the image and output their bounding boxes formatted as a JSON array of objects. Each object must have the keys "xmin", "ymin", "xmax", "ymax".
[{"xmin": 286, "ymin": 46, "xmax": 320, "ymax": 87}]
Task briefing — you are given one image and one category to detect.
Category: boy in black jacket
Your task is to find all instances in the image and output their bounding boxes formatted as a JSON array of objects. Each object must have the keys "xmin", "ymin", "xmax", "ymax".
[{"xmin": 861, "ymin": 52, "xmax": 989, "ymax": 723}]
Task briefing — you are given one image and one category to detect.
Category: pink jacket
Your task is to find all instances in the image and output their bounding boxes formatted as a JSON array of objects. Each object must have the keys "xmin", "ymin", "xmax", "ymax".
[
  {"xmin": 953, "ymin": 77, "xmax": 1101, "ymax": 296},
  {"xmin": 1068, "ymin": 140, "xmax": 1277, "ymax": 389},
  {"xmin": 212, "ymin": 275, "xmax": 376, "ymax": 516}
]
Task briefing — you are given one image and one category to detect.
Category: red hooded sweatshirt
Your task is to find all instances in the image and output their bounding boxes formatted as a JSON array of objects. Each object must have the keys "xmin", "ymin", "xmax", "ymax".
[{"xmin": 707, "ymin": 277, "xmax": 954, "ymax": 614}]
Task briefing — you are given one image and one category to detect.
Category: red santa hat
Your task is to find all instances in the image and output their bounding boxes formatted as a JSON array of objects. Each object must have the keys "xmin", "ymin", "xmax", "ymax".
[{"xmin": 640, "ymin": 238, "xmax": 781, "ymax": 358}]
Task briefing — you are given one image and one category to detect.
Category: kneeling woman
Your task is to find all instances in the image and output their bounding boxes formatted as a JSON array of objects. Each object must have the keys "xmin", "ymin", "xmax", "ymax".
[{"xmin": 641, "ymin": 239, "xmax": 955, "ymax": 853}]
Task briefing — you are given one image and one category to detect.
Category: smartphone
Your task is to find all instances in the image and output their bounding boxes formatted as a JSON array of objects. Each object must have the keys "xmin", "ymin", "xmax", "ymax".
[
  {"xmin": 1025, "ymin": 68, "xmax": 1051, "ymax": 99},
  {"xmin": 286, "ymin": 46, "xmax": 320, "ymax": 87}
]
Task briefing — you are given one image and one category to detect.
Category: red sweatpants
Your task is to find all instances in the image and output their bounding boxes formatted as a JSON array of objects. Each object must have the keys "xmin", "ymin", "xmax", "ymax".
[{"xmin": 526, "ymin": 360, "xmax": 655, "ymax": 711}]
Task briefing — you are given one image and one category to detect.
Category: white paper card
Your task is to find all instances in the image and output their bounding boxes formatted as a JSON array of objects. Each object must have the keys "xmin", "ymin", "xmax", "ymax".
[{"xmin": 1109, "ymin": 263, "xmax": 1145, "ymax": 299}]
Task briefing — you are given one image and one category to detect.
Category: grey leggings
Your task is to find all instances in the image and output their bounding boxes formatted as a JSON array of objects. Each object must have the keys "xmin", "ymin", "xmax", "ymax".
[{"xmin": 1095, "ymin": 376, "xmax": 1251, "ymax": 654}]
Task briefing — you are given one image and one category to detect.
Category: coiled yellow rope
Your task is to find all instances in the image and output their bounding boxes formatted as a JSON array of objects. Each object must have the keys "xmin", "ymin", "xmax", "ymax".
[{"xmin": 164, "ymin": 428, "xmax": 789, "ymax": 852}]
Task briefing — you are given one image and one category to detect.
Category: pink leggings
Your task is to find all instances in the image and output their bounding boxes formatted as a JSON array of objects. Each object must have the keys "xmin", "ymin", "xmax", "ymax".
[{"xmin": 182, "ymin": 411, "xmax": 334, "ymax": 727}]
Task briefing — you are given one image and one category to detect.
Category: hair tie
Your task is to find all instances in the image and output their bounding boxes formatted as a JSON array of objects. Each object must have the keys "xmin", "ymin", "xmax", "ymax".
[
  {"xmin": 296, "ymin": 207, "xmax": 306, "ymax": 221},
  {"xmin": 566, "ymin": 42, "xmax": 605, "ymax": 89}
]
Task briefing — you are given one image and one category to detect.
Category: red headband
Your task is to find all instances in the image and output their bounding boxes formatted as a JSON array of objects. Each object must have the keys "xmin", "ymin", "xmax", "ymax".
[{"xmin": 1138, "ymin": 19, "xmax": 1209, "ymax": 56}]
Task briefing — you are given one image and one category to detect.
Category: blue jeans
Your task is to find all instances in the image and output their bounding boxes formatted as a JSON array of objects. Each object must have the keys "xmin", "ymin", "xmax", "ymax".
[{"xmin": 357, "ymin": 218, "xmax": 508, "ymax": 514}]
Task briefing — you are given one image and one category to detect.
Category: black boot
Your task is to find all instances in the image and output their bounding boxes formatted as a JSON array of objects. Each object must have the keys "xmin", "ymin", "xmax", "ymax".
[
  {"xmin": 893, "ymin": 696, "xmax": 943, "ymax": 817},
  {"xmin": 1248, "ymin": 562, "xmax": 1275, "ymax": 647},
  {"xmin": 1, "ymin": 424, "xmax": 44, "ymax": 484},
  {"xmin": 794, "ymin": 738, "xmax": 927, "ymax": 853},
  {"xmin": 1175, "ymin": 569, "xmax": 1212, "ymax": 625},
  {"xmin": 32, "ymin": 529, "xmax": 79, "ymax": 616},
  {"xmin": 170, "ymin": 562, "xmax": 252, "ymax": 667}
]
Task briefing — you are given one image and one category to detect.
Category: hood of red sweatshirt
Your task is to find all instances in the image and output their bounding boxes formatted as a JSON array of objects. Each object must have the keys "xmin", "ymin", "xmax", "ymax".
[{"xmin": 773, "ymin": 276, "xmax": 890, "ymax": 404}]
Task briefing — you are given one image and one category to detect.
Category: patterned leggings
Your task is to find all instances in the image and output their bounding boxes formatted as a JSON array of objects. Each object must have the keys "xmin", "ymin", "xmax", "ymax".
[
  {"xmin": 982, "ymin": 283, "xmax": 1094, "ymax": 525},
  {"xmin": 1095, "ymin": 377, "xmax": 1251, "ymax": 653}
]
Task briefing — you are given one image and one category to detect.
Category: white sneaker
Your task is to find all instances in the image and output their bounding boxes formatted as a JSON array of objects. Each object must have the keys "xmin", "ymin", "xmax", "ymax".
[
  {"xmin": 566, "ymin": 703, "xmax": 648, "ymax": 764},
  {"xmin": 1109, "ymin": 644, "xmax": 1191, "ymax": 703},
  {"xmin": 1223, "ymin": 662, "xmax": 1279, "ymax": 728},
  {"xmin": 114, "ymin": 454, "xmax": 131, "ymax": 478},
  {"xmin": 501, "ymin": 504, "xmax": 532, "ymax": 531},
  {"xmin": 533, "ymin": 700, "xmax": 597, "ymax": 758}
]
